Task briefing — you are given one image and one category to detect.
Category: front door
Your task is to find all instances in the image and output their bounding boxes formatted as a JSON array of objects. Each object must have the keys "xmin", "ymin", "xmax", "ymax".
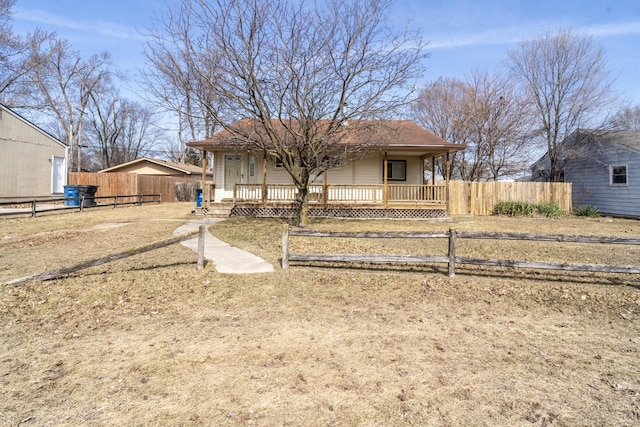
[{"xmin": 224, "ymin": 155, "xmax": 243, "ymax": 194}]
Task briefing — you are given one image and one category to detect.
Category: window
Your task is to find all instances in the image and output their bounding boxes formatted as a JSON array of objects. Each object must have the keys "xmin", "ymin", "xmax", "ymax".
[
  {"xmin": 385, "ymin": 160, "xmax": 406, "ymax": 181},
  {"xmin": 610, "ymin": 165, "xmax": 627, "ymax": 185},
  {"xmin": 249, "ymin": 156, "xmax": 255, "ymax": 177}
]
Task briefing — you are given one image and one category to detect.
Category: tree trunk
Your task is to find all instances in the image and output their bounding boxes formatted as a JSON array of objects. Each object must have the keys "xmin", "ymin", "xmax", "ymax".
[{"xmin": 297, "ymin": 188, "xmax": 309, "ymax": 227}]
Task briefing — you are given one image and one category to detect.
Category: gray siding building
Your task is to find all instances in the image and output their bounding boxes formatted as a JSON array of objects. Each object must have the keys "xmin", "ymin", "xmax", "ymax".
[
  {"xmin": 532, "ymin": 130, "xmax": 640, "ymax": 218},
  {"xmin": 0, "ymin": 104, "xmax": 68, "ymax": 200}
]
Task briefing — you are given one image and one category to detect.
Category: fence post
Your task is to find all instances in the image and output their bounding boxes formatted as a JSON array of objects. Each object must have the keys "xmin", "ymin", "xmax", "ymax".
[
  {"xmin": 197, "ymin": 224, "xmax": 205, "ymax": 269},
  {"xmin": 31, "ymin": 200, "xmax": 37, "ymax": 217},
  {"xmin": 139, "ymin": 194, "xmax": 143, "ymax": 205},
  {"xmin": 448, "ymin": 228, "xmax": 456, "ymax": 277},
  {"xmin": 113, "ymin": 195, "xmax": 118, "ymax": 208},
  {"xmin": 282, "ymin": 224, "xmax": 289, "ymax": 269},
  {"xmin": 80, "ymin": 196, "xmax": 85, "ymax": 213}
]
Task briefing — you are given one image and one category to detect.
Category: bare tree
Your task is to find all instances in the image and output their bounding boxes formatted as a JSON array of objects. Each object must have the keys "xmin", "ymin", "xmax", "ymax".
[
  {"xmin": 507, "ymin": 29, "xmax": 615, "ymax": 182},
  {"xmin": 26, "ymin": 36, "xmax": 111, "ymax": 172},
  {"xmin": 142, "ymin": 2, "xmax": 222, "ymax": 163},
  {"xmin": 84, "ymin": 94, "xmax": 161, "ymax": 169},
  {"xmin": 465, "ymin": 70, "xmax": 533, "ymax": 181},
  {"xmin": 415, "ymin": 78, "xmax": 472, "ymax": 180},
  {"xmin": 150, "ymin": 0, "xmax": 427, "ymax": 226},
  {"xmin": 0, "ymin": 1, "xmax": 55, "ymax": 105},
  {"xmin": 606, "ymin": 104, "xmax": 640, "ymax": 131},
  {"xmin": 416, "ymin": 73, "xmax": 532, "ymax": 181}
]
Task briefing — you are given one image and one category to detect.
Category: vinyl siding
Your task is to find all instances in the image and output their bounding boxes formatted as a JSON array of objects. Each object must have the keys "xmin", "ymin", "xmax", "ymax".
[
  {"xmin": 0, "ymin": 109, "xmax": 67, "ymax": 199},
  {"xmin": 567, "ymin": 143, "xmax": 640, "ymax": 217},
  {"xmin": 215, "ymin": 152, "xmax": 425, "ymax": 186}
]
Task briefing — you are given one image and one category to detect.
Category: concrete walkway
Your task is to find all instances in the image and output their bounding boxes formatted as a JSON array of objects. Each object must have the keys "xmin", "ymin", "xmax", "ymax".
[{"xmin": 173, "ymin": 219, "xmax": 274, "ymax": 274}]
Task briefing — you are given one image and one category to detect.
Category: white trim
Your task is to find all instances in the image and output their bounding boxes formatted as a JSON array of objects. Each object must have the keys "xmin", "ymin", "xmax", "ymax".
[{"xmin": 609, "ymin": 164, "xmax": 628, "ymax": 186}]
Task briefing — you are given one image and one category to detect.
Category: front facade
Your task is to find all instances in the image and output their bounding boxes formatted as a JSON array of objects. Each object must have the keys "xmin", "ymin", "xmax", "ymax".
[
  {"xmin": 532, "ymin": 129, "xmax": 640, "ymax": 218},
  {"xmin": 0, "ymin": 104, "xmax": 68, "ymax": 200},
  {"xmin": 188, "ymin": 120, "xmax": 465, "ymax": 218}
]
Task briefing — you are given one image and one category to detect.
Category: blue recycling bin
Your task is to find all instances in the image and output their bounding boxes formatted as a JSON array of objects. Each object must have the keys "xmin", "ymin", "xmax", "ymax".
[
  {"xmin": 196, "ymin": 189, "xmax": 203, "ymax": 207},
  {"xmin": 63, "ymin": 185, "xmax": 79, "ymax": 206}
]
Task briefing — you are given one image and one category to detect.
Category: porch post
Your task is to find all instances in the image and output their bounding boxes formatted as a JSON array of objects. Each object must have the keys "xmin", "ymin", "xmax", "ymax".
[
  {"xmin": 431, "ymin": 157, "xmax": 436, "ymax": 185},
  {"xmin": 201, "ymin": 150, "xmax": 208, "ymax": 207},
  {"xmin": 445, "ymin": 152, "xmax": 451, "ymax": 181},
  {"xmin": 262, "ymin": 153, "xmax": 268, "ymax": 207},
  {"xmin": 445, "ymin": 152, "xmax": 451, "ymax": 211},
  {"xmin": 383, "ymin": 152, "xmax": 388, "ymax": 207}
]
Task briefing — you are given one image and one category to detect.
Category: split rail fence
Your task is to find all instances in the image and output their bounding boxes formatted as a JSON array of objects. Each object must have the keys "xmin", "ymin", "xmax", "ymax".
[
  {"xmin": 2, "ymin": 225, "xmax": 207, "ymax": 286},
  {"xmin": 0, "ymin": 194, "xmax": 161, "ymax": 217},
  {"xmin": 281, "ymin": 225, "xmax": 640, "ymax": 276}
]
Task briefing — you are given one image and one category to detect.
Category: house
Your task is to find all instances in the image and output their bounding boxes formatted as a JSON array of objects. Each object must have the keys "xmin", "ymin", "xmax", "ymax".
[
  {"xmin": 532, "ymin": 129, "xmax": 640, "ymax": 218},
  {"xmin": 187, "ymin": 119, "xmax": 466, "ymax": 218},
  {"xmin": 99, "ymin": 157, "xmax": 212, "ymax": 180},
  {"xmin": 0, "ymin": 103, "xmax": 68, "ymax": 201}
]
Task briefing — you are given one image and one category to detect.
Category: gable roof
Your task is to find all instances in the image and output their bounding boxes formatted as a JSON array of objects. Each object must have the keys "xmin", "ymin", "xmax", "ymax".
[
  {"xmin": 0, "ymin": 103, "xmax": 67, "ymax": 148},
  {"xmin": 99, "ymin": 157, "xmax": 210, "ymax": 175},
  {"xmin": 589, "ymin": 130, "xmax": 640, "ymax": 153},
  {"xmin": 187, "ymin": 119, "xmax": 465, "ymax": 155},
  {"xmin": 532, "ymin": 129, "xmax": 640, "ymax": 169}
]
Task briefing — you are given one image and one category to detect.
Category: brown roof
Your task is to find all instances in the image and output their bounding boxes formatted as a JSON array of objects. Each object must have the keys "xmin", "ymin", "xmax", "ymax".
[
  {"xmin": 187, "ymin": 119, "xmax": 465, "ymax": 154},
  {"xmin": 99, "ymin": 157, "xmax": 211, "ymax": 175}
]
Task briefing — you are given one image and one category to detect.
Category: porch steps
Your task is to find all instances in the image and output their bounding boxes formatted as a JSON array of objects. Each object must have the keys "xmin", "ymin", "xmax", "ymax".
[{"xmin": 193, "ymin": 203, "xmax": 234, "ymax": 218}]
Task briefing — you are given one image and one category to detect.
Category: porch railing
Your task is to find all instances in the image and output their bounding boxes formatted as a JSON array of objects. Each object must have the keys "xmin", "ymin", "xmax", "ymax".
[{"xmin": 233, "ymin": 183, "xmax": 447, "ymax": 205}]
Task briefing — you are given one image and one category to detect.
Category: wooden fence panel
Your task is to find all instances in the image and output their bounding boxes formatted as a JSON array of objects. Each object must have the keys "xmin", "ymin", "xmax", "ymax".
[
  {"xmin": 447, "ymin": 181, "xmax": 572, "ymax": 216},
  {"xmin": 69, "ymin": 172, "xmax": 138, "ymax": 198},
  {"xmin": 69, "ymin": 173, "xmax": 201, "ymax": 202}
]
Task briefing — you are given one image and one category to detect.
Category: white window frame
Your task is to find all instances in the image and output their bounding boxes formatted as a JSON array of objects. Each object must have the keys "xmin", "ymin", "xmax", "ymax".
[{"xmin": 610, "ymin": 164, "xmax": 628, "ymax": 186}]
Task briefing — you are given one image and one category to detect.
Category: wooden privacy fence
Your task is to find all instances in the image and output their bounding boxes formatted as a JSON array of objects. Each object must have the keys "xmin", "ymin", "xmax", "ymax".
[
  {"xmin": 448, "ymin": 181, "xmax": 572, "ymax": 216},
  {"xmin": 281, "ymin": 225, "xmax": 640, "ymax": 276},
  {"xmin": 69, "ymin": 172, "xmax": 201, "ymax": 202}
]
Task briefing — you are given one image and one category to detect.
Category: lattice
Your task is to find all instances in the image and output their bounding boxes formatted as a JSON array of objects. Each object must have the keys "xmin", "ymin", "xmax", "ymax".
[{"xmin": 231, "ymin": 206, "xmax": 447, "ymax": 219}]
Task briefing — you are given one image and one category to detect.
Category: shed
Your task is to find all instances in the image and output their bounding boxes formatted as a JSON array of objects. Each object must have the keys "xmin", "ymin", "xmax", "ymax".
[{"xmin": 0, "ymin": 103, "xmax": 68, "ymax": 200}]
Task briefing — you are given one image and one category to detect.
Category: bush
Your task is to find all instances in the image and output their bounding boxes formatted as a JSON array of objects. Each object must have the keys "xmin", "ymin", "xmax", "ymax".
[
  {"xmin": 493, "ymin": 201, "xmax": 567, "ymax": 218},
  {"xmin": 536, "ymin": 202, "xmax": 566, "ymax": 219},
  {"xmin": 492, "ymin": 201, "xmax": 535, "ymax": 217},
  {"xmin": 574, "ymin": 204, "xmax": 600, "ymax": 218}
]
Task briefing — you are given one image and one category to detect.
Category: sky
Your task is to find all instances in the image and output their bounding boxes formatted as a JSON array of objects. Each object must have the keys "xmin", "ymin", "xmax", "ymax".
[{"xmin": 10, "ymin": 0, "xmax": 640, "ymax": 104}]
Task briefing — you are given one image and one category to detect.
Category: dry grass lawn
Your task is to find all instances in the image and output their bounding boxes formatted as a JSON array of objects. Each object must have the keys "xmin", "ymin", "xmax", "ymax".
[{"xmin": 1, "ymin": 203, "xmax": 639, "ymax": 426}]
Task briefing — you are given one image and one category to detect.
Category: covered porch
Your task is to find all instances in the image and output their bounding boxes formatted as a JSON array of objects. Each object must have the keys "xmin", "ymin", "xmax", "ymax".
[{"xmin": 188, "ymin": 119, "xmax": 465, "ymax": 218}]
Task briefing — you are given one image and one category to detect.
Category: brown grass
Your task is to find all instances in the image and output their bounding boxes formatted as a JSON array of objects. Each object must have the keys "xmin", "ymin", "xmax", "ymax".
[{"xmin": 1, "ymin": 204, "xmax": 639, "ymax": 426}]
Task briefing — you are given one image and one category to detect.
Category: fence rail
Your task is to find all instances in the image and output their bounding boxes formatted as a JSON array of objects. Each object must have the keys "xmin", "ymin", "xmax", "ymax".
[
  {"xmin": 0, "ymin": 194, "xmax": 161, "ymax": 217},
  {"xmin": 281, "ymin": 225, "xmax": 640, "ymax": 276}
]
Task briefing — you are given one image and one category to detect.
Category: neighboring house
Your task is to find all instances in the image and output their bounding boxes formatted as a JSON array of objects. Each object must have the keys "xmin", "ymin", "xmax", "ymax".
[
  {"xmin": 187, "ymin": 119, "xmax": 465, "ymax": 218},
  {"xmin": 0, "ymin": 103, "xmax": 68, "ymax": 200},
  {"xmin": 99, "ymin": 157, "xmax": 212, "ymax": 180},
  {"xmin": 532, "ymin": 129, "xmax": 640, "ymax": 218}
]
